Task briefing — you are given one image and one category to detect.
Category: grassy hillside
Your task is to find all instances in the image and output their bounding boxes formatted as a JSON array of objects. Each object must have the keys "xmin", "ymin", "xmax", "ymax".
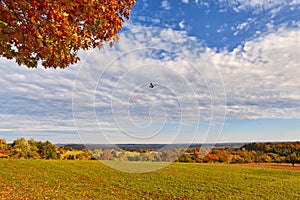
[{"xmin": 0, "ymin": 160, "xmax": 299, "ymax": 199}]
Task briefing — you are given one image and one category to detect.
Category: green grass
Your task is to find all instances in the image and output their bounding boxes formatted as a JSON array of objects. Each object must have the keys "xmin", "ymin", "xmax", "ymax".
[{"xmin": 0, "ymin": 160, "xmax": 300, "ymax": 199}]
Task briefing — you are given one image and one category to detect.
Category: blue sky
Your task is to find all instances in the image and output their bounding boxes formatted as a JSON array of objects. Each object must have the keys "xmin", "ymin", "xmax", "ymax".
[{"xmin": 0, "ymin": 0, "xmax": 300, "ymax": 144}]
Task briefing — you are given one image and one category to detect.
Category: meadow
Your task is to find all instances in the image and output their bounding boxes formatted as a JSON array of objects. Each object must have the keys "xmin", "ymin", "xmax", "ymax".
[{"xmin": 0, "ymin": 160, "xmax": 300, "ymax": 199}]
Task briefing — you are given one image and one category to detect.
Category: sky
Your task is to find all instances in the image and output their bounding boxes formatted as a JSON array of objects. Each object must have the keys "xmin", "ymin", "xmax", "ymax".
[{"xmin": 0, "ymin": 0, "xmax": 300, "ymax": 145}]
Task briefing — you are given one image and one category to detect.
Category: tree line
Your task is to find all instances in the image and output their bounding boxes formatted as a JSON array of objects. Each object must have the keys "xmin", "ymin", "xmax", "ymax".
[
  {"xmin": 0, "ymin": 138, "xmax": 59, "ymax": 159},
  {"xmin": 179, "ymin": 142, "xmax": 300, "ymax": 166},
  {"xmin": 1, "ymin": 138, "xmax": 299, "ymax": 166},
  {"xmin": 0, "ymin": 138, "xmax": 92, "ymax": 160}
]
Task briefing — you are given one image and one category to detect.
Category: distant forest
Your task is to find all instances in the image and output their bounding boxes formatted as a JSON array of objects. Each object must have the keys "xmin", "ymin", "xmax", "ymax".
[{"xmin": 0, "ymin": 138, "xmax": 299, "ymax": 166}]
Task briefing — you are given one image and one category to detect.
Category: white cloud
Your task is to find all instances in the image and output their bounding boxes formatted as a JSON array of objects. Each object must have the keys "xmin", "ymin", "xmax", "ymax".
[
  {"xmin": 161, "ymin": 0, "xmax": 171, "ymax": 10},
  {"xmin": 208, "ymin": 28, "xmax": 300, "ymax": 119},
  {"xmin": 142, "ymin": 0, "xmax": 149, "ymax": 9},
  {"xmin": 72, "ymin": 25, "xmax": 226, "ymax": 144},
  {"xmin": 181, "ymin": 0, "xmax": 189, "ymax": 4},
  {"xmin": 179, "ymin": 20, "xmax": 185, "ymax": 29},
  {"xmin": 0, "ymin": 56, "xmax": 79, "ymax": 143},
  {"xmin": 236, "ymin": 22, "xmax": 249, "ymax": 31},
  {"xmin": 233, "ymin": 21, "xmax": 249, "ymax": 36},
  {"xmin": 219, "ymin": 0, "xmax": 300, "ymax": 13}
]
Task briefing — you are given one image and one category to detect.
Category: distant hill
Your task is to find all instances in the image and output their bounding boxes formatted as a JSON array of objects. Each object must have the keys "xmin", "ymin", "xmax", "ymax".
[{"xmin": 56, "ymin": 142, "xmax": 247, "ymax": 151}]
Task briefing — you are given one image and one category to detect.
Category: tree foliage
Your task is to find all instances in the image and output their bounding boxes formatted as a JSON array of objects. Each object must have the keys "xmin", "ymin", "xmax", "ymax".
[
  {"xmin": 7, "ymin": 137, "xmax": 60, "ymax": 159},
  {"xmin": 242, "ymin": 142, "xmax": 300, "ymax": 156},
  {"xmin": 10, "ymin": 137, "xmax": 30, "ymax": 158},
  {"xmin": 1, "ymin": 138, "xmax": 300, "ymax": 166},
  {"xmin": 0, "ymin": 138, "xmax": 8, "ymax": 150},
  {"xmin": 37, "ymin": 140, "xmax": 60, "ymax": 159},
  {"xmin": 0, "ymin": 138, "xmax": 9, "ymax": 158},
  {"xmin": 0, "ymin": 0, "xmax": 136, "ymax": 68}
]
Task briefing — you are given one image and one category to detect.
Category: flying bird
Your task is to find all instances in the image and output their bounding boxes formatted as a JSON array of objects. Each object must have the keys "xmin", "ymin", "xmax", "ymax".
[{"xmin": 149, "ymin": 82, "xmax": 156, "ymax": 88}]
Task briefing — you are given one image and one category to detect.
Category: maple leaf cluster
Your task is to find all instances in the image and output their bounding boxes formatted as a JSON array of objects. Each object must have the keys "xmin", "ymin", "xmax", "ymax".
[{"xmin": 0, "ymin": 0, "xmax": 136, "ymax": 68}]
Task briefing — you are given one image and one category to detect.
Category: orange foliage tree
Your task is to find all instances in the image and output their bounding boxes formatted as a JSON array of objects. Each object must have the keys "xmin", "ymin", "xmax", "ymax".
[{"xmin": 0, "ymin": 0, "xmax": 136, "ymax": 68}]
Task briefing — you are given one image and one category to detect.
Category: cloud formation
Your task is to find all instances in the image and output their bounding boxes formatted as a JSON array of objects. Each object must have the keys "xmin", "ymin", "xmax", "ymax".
[
  {"xmin": 72, "ymin": 25, "xmax": 226, "ymax": 144},
  {"xmin": 0, "ymin": 2, "xmax": 299, "ymax": 143},
  {"xmin": 209, "ymin": 28, "xmax": 300, "ymax": 119},
  {"xmin": 0, "ymin": 59, "xmax": 80, "ymax": 142},
  {"xmin": 218, "ymin": 0, "xmax": 299, "ymax": 13},
  {"xmin": 161, "ymin": 0, "xmax": 171, "ymax": 10}
]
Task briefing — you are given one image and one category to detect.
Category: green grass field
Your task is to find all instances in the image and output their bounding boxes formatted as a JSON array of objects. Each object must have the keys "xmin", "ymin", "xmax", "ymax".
[{"xmin": 0, "ymin": 160, "xmax": 299, "ymax": 199}]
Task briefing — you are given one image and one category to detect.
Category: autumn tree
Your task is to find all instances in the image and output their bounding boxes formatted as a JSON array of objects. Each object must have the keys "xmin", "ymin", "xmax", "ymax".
[
  {"xmin": 27, "ymin": 138, "xmax": 40, "ymax": 159},
  {"xmin": 0, "ymin": 138, "xmax": 8, "ymax": 150},
  {"xmin": 0, "ymin": 0, "xmax": 136, "ymax": 68},
  {"xmin": 0, "ymin": 138, "xmax": 9, "ymax": 158},
  {"xmin": 287, "ymin": 153, "xmax": 298, "ymax": 167},
  {"xmin": 216, "ymin": 149, "xmax": 233, "ymax": 163},
  {"xmin": 101, "ymin": 149, "xmax": 114, "ymax": 160},
  {"xmin": 203, "ymin": 153, "xmax": 219, "ymax": 163},
  {"xmin": 37, "ymin": 140, "xmax": 60, "ymax": 159},
  {"xmin": 10, "ymin": 137, "xmax": 30, "ymax": 158}
]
